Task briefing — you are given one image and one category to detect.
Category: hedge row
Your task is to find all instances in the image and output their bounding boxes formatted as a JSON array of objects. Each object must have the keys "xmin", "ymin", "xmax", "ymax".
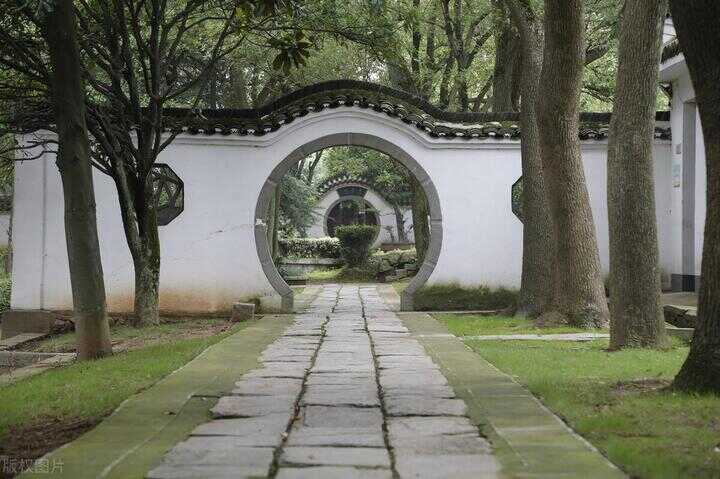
[
  {"xmin": 279, "ymin": 237, "xmax": 341, "ymax": 259},
  {"xmin": 413, "ymin": 283, "xmax": 518, "ymax": 311}
]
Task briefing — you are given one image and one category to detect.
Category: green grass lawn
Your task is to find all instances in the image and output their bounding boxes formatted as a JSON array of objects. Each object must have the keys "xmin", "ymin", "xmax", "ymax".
[
  {"xmin": 436, "ymin": 314, "xmax": 605, "ymax": 336},
  {"xmin": 0, "ymin": 322, "xmax": 245, "ymax": 465},
  {"xmin": 451, "ymin": 331, "xmax": 720, "ymax": 478}
]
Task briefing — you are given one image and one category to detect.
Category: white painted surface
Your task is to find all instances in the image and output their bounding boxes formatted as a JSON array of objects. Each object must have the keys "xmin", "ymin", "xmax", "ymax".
[
  {"xmin": 13, "ymin": 108, "xmax": 674, "ymax": 312},
  {"xmin": 660, "ymin": 54, "xmax": 707, "ymax": 285}
]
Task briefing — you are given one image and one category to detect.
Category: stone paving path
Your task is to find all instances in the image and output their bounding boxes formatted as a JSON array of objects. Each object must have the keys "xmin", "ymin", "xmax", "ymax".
[{"xmin": 148, "ymin": 284, "xmax": 499, "ymax": 478}]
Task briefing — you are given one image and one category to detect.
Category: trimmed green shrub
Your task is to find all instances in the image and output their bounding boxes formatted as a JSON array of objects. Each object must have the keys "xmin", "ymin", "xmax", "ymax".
[
  {"xmin": 373, "ymin": 248, "xmax": 417, "ymax": 273},
  {"xmin": 279, "ymin": 237, "xmax": 341, "ymax": 259},
  {"xmin": 335, "ymin": 225, "xmax": 378, "ymax": 266},
  {"xmin": 413, "ymin": 283, "xmax": 518, "ymax": 311}
]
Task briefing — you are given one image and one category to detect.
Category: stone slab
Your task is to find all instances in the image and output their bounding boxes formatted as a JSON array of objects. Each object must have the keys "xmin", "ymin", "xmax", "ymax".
[
  {"xmin": 0, "ymin": 310, "xmax": 55, "ymax": 339},
  {"xmin": 232, "ymin": 377, "xmax": 303, "ymax": 397},
  {"xmin": 302, "ymin": 405, "xmax": 383, "ymax": 429},
  {"xmin": 147, "ymin": 446, "xmax": 273, "ymax": 479},
  {"xmin": 287, "ymin": 427, "xmax": 385, "ymax": 447},
  {"xmin": 0, "ymin": 332, "xmax": 46, "ymax": 351},
  {"xmin": 394, "ymin": 453, "xmax": 500, "ymax": 478},
  {"xmin": 211, "ymin": 395, "xmax": 296, "ymax": 418},
  {"xmin": 276, "ymin": 467, "xmax": 392, "ymax": 479},
  {"xmin": 388, "ymin": 416, "xmax": 478, "ymax": 439},
  {"xmin": 302, "ymin": 384, "xmax": 380, "ymax": 407},
  {"xmin": 280, "ymin": 447, "xmax": 391, "ymax": 468},
  {"xmin": 191, "ymin": 414, "xmax": 291, "ymax": 446},
  {"xmin": 385, "ymin": 396, "xmax": 467, "ymax": 417}
]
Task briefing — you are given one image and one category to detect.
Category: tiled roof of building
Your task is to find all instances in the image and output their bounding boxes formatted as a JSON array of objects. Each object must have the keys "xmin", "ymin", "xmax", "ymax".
[
  {"xmin": 162, "ymin": 80, "xmax": 672, "ymax": 141},
  {"xmin": 661, "ymin": 39, "xmax": 682, "ymax": 63}
]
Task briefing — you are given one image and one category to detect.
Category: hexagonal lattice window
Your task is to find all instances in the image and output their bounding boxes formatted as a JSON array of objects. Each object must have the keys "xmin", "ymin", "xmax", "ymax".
[
  {"xmin": 151, "ymin": 164, "xmax": 184, "ymax": 226},
  {"xmin": 511, "ymin": 176, "xmax": 524, "ymax": 222}
]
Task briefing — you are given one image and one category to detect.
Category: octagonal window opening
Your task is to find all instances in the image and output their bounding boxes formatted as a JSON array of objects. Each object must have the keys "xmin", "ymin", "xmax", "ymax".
[
  {"xmin": 151, "ymin": 163, "xmax": 184, "ymax": 226},
  {"xmin": 511, "ymin": 176, "xmax": 524, "ymax": 223}
]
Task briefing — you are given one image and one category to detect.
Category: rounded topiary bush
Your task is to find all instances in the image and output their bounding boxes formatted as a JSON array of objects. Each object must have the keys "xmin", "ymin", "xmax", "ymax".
[{"xmin": 335, "ymin": 225, "xmax": 378, "ymax": 267}]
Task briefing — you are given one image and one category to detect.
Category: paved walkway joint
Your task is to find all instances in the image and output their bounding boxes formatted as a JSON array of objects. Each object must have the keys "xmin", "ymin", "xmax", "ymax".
[{"xmin": 148, "ymin": 284, "xmax": 500, "ymax": 479}]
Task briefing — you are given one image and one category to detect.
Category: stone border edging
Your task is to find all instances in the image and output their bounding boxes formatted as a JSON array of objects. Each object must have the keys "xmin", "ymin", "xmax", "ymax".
[
  {"xmin": 397, "ymin": 311, "xmax": 626, "ymax": 478},
  {"xmin": 20, "ymin": 316, "xmax": 294, "ymax": 479}
]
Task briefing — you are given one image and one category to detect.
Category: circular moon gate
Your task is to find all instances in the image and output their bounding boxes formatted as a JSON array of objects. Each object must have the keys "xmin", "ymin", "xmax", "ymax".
[{"xmin": 254, "ymin": 133, "xmax": 443, "ymax": 312}]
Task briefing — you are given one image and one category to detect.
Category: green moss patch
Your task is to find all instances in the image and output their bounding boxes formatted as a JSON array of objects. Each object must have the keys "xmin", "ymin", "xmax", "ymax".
[{"xmin": 413, "ymin": 283, "xmax": 517, "ymax": 311}]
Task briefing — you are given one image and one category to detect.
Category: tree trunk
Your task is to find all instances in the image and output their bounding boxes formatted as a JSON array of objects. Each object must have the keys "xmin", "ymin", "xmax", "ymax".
[
  {"xmin": 132, "ymin": 179, "xmax": 160, "ymax": 326},
  {"xmin": 670, "ymin": 0, "xmax": 720, "ymax": 393},
  {"xmin": 492, "ymin": 20, "xmax": 521, "ymax": 112},
  {"xmin": 505, "ymin": 0, "xmax": 555, "ymax": 317},
  {"xmin": 411, "ymin": 176, "xmax": 430, "ymax": 265},
  {"xmin": 607, "ymin": 0, "xmax": 668, "ymax": 349},
  {"xmin": 438, "ymin": 56, "xmax": 454, "ymax": 109},
  {"xmin": 133, "ymin": 246, "xmax": 160, "ymax": 326},
  {"xmin": 44, "ymin": 0, "xmax": 112, "ymax": 359},
  {"xmin": 536, "ymin": 0, "xmax": 609, "ymax": 328},
  {"xmin": 456, "ymin": 64, "xmax": 470, "ymax": 112},
  {"xmin": 272, "ymin": 184, "xmax": 281, "ymax": 261},
  {"xmin": 392, "ymin": 204, "xmax": 407, "ymax": 243},
  {"xmin": 266, "ymin": 187, "xmax": 276, "ymax": 255}
]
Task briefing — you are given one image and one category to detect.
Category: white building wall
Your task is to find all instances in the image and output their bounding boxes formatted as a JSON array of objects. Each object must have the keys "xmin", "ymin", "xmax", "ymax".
[
  {"xmin": 661, "ymin": 53, "xmax": 706, "ymax": 289},
  {"xmin": 12, "ymin": 109, "xmax": 673, "ymax": 313}
]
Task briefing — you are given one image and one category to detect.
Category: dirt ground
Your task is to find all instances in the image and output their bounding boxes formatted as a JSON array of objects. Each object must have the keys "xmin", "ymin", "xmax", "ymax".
[{"xmin": 0, "ymin": 417, "xmax": 100, "ymax": 478}]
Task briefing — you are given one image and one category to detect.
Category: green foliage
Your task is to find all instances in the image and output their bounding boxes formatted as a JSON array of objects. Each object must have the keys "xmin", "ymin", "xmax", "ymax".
[
  {"xmin": 306, "ymin": 265, "xmax": 377, "ymax": 283},
  {"xmin": 436, "ymin": 314, "xmax": 602, "ymax": 337},
  {"xmin": 335, "ymin": 224, "xmax": 377, "ymax": 266},
  {"xmin": 321, "ymin": 146, "xmax": 413, "ymax": 207},
  {"xmin": 278, "ymin": 236, "xmax": 340, "ymax": 259},
  {"xmin": 372, "ymin": 248, "xmax": 416, "ymax": 273},
  {"xmin": 270, "ymin": 31, "xmax": 313, "ymax": 73},
  {"xmin": 413, "ymin": 283, "xmax": 518, "ymax": 311},
  {"xmin": 279, "ymin": 175, "xmax": 317, "ymax": 236},
  {"xmin": 459, "ymin": 338, "xmax": 720, "ymax": 478}
]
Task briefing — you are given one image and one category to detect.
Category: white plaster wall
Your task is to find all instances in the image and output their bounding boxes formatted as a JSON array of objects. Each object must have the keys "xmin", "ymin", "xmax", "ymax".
[
  {"xmin": 12, "ymin": 108, "xmax": 672, "ymax": 312},
  {"xmin": 663, "ymin": 60, "xmax": 706, "ymax": 282}
]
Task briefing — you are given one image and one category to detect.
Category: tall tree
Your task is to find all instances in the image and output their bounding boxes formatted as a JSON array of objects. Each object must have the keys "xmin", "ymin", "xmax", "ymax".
[
  {"xmin": 607, "ymin": 0, "xmax": 668, "ymax": 349},
  {"xmin": 504, "ymin": 0, "xmax": 555, "ymax": 317},
  {"xmin": 491, "ymin": 1, "xmax": 521, "ymax": 112},
  {"xmin": 439, "ymin": 0, "xmax": 494, "ymax": 111},
  {"xmin": 0, "ymin": 0, "xmax": 308, "ymax": 326},
  {"xmin": 670, "ymin": 0, "xmax": 720, "ymax": 393},
  {"xmin": 536, "ymin": 0, "xmax": 609, "ymax": 328},
  {"xmin": 43, "ymin": 0, "xmax": 112, "ymax": 359},
  {"xmin": 410, "ymin": 175, "xmax": 430, "ymax": 264}
]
